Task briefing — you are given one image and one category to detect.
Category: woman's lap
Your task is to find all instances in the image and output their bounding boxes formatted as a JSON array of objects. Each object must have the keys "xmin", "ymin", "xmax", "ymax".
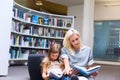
[
  {"xmin": 78, "ymin": 76, "xmax": 95, "ymax": 80},
  {"xmin": 49, "ymin": 76, "xmax": 94, "ymax": 80}
]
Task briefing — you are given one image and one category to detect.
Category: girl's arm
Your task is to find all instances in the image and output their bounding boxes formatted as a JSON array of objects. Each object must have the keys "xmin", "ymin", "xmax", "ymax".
[{"xmin": 42, "ymin": 64, "xmax": 49, "ymax": 80}]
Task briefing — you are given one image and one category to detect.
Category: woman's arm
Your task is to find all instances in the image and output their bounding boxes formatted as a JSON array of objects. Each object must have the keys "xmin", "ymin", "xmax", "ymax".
[
  {"xmin": 62, "ymin": 58, "xmax": 71, "ymax": 75},
  {"xmin": 62, "ymin": 57, "xmax": 80, "ymax": 76}
]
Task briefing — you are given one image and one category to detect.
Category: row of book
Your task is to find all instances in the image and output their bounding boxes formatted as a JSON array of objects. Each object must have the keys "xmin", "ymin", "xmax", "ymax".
[
  {"xmin": 13, "ymin": 7, "xmax": 72, "ymax": 27},
  {"xmin": 10, "ymin": 34, "xmax": 63, "ymax": 48},
  {"xmin": 9, "ymin": 48, "xmax": 29, "ymax": 59},
  {"xmin": 9, "ymin": 48, "xmax": 47, "ymax": 59},
  {"xmin": 12, "ymin": 20, "xmax": 67, "ymax": 38}
]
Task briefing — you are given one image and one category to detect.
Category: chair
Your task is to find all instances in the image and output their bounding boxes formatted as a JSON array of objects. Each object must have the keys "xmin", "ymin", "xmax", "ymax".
[{"xmin": 28, "ymin": 53, "xmax": 44, "ymax": 80}]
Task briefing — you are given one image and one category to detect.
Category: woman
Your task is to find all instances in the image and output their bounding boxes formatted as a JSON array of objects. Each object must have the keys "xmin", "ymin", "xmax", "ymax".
[{"xmin": 61, "ymin": 28, "xmax": 98, "ymax": 80}]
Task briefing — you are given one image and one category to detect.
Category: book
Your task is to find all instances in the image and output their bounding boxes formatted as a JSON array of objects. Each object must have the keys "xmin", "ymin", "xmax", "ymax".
[
  {"xmin": 31, "ymin": 15, "xmax": 39, "ymax": 24},
  {"xmin": 43, "ymin": 16, "xmax": 49, "ymax": 25},
  {"xmin": 48, "ymin": 68, "xmax": 63, "ymax": 79},
  {"xmin": 73, "ymin": 65, "xmax": 101, "ymax": 76}
]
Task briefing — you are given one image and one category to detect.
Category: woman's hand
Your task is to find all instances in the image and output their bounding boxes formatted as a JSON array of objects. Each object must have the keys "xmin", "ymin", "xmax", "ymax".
[
  {"xmin": 71, "ymin": 68, "xmax": 79, "ymax": 75},
  {"xmin": 88, "ymin": 65, "xmax": 99, "ymax": 77},
  {"xmin": 63, "ymin": 67, "xmax": 71, "ymax": 75},
  {"xmin": 63, "ymin": 68, "xmax": 80, "ymax": 76},
  {"xmin": 91, "ymin": 71, "xmax": 98, "ymax": 77}
]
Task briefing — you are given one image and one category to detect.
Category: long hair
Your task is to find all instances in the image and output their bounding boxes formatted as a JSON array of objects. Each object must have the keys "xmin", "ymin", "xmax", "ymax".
[
  {"xmin": 47, "ymin": 43, "xmax": 61, "ymax": 61},
  {"xmin": 41, "ymin": 43, "xmax": 61, "ymax": 68},
  {"xmin": 63, "ymin": 28, "xmax": 83, "ymax": 55}
]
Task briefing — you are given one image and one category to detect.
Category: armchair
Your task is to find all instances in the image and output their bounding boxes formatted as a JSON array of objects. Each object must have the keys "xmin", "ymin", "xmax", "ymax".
[{"xmin": 28, "ymin": 53, "xmax": 44, "ymax": 80}]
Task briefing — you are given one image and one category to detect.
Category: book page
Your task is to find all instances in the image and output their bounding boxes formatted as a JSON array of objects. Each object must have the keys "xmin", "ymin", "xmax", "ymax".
[
  {"xmin": 87, "ymin": 65, "xmax": 101, "ymax": 71},
  {"xmin": 73, "ymin": 65, "xmax": 101, "ymax": 76},
  {"xmin": 48, "ymin": 68, "xmax": 63, "ymax": 78},
  {"xmin": 73, "ymin": 65, "xmax": 87, "ymax": 72}
]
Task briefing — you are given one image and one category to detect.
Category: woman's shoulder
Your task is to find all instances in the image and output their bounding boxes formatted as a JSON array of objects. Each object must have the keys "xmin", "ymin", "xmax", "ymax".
[
  {"xmin": 81, "ymin": 45, "xmax": 91, "ymax": 50},
  {"xmin": 61, "ymin": 47, "xmax": 70, "ymax": 53},
  {"xmin": 61, "ymin": 47, "xmax": 68, "ymax": 50}
]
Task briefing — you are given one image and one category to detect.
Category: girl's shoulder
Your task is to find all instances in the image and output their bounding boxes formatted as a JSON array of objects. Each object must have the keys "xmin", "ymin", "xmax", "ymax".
[
  {"xmin": 42, "ymin": 57, "xmax": 49, "ymax": 63},
  {"xmin": 59, "ymin": 58, "xmax": 63, "ymax": 62}
]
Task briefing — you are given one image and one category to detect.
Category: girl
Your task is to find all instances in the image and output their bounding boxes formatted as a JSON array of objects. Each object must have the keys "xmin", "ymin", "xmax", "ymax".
[{"xmin": 41, "ymin": 44, "xmax": 65, "ymax": 80}]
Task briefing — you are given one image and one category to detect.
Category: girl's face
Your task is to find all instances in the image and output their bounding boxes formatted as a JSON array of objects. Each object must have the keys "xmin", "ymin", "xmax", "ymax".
[
  {"xmin": 69, "ymin": 34, "xmax": 80, "ymax": 50},
  {"xmin": 50, "ymin": 52, "xmax": 59, "ymax": 61}
]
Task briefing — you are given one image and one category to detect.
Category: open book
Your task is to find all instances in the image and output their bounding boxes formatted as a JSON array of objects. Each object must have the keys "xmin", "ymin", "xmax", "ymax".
[
  {"xmin": 73, "ymin": 65, "xmax": 101, "ymax": 76},
  {"xmin": 48, "ymin": 68, "xmax": 63, "ymax": 79}
]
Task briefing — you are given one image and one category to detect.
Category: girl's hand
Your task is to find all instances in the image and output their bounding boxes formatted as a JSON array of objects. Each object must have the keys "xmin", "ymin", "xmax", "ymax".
[{"xmin": 42, "ymin": 74, "xmax": 50, "ymax": 80}]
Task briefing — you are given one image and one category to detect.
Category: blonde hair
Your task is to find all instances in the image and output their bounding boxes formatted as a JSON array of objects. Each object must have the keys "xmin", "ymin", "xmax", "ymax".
[{"xmin": 63, "ymin": 28, "xmax": 83, "ymax": 55}]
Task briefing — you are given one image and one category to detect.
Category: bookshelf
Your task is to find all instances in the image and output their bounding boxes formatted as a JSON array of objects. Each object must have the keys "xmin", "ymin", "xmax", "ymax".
[{"xmin": 9, "ymin": 1, "xmax": 74, "ymax": 65}]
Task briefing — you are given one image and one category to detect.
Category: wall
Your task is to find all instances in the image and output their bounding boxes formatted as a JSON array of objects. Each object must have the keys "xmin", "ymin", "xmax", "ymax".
[
  {"xmin": 68, "ymin": 2, "xmax": 120, "ymax": 46},
  {"xmin": 0, "ymin": 0, "xmax": 13, "ymax": 75},
  {"xmin": 68, "ymin": 3, "xmax": 120, "ymax": 22},
  {"xmin": 94, "ymin": 3, "xmax": 120, "ymax": 62},
  {"xmin": 68, "ymin": 5, "xmax": 84, "ymax": 36},
  {"xmin": 94, "ymin": 3, "xmax": 120, "ymax": 20}
]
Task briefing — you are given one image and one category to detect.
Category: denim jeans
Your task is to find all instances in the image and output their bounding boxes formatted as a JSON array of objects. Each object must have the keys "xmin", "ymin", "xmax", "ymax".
[{"xmin": 49, "ymin": 76, "xmax": 70, "ymax": 80}]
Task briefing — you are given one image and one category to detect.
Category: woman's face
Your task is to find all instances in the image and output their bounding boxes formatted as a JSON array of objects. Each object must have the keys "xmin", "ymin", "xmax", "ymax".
[
  {"xmin": 50, "ymin": 52, "xmax": 59, "ymax": 61},
  {"xmin": 69, "ymin": 34, "xmax": 80, "ymax": 50}
]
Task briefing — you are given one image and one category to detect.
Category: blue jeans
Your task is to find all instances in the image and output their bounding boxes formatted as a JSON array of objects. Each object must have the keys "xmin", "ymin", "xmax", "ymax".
[
  {"xmin": 49, "ymin": 76, "xmax": 70, "ymax": 80},
  {"xmin": 62, "ymin": 76, "xmax": 70, "ymax": 80}
]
